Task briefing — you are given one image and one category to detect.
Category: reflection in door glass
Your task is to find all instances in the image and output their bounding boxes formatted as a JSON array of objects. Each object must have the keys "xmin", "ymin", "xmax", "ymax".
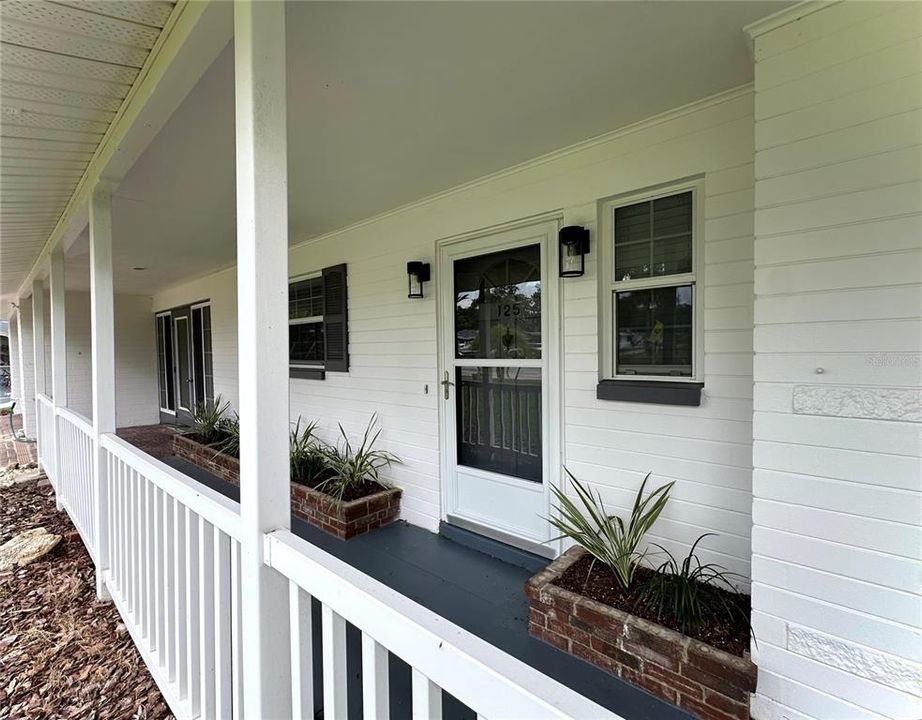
[
  {"xmin": 454, "ymin": 244, "xmax": 541, "ymax": 359},
  {"xmin": 456, "ymin": 367, "xmax": 542, "ymax": 482}
]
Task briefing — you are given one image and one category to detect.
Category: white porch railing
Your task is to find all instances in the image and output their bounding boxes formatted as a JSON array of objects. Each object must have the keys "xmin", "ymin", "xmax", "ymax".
[
  {"xmin": 101, "ymin": 433, "xmax": 243, "ymax": 720},
  {"xmin": 268, "ymin": 528, "xmax": 616, "ymax": 720},
  {"xmin": 35, "ymin": 393, "xmax": 55, "ymax": 481},
  {"xmin": 56, "ymin": 408, "xmax": 95, "ymax": 552},
  {"xmin": 35, "ymin": 417, "xmax": 617, "ymax": 720}
]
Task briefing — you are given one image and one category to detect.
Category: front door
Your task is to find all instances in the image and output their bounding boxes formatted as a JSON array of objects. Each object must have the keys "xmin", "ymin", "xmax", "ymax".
[
  {"xmin": 172, "ymin": 307, "xmax": 194, "ymax": 424},
  {"xmin": 439, "ymin": 220, "xmax": 559, "ymax": 553},
  {"xmin": 156, "ymin": 303, "xmax": 214, "ymax": 426}
]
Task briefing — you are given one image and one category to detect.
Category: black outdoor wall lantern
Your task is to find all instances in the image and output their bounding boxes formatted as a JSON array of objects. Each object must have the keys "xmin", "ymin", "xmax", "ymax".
[
  {"xmin": 407, "ymin": 261, "xmax": 431, "ymax": 298},
  {"xmin": 559, "ymin": 225, "xmax": 590, "ymax": 278}
]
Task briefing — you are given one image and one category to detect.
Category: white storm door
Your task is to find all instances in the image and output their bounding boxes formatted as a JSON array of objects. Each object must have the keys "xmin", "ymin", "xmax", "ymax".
[{"xmin": 439, "ymin": 220, "xmax": 559, "ymax": 550}]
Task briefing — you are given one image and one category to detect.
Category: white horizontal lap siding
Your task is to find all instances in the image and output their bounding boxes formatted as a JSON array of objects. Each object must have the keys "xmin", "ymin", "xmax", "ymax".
[
  {"xmin": 750, "ymin": 4, "xmax": 922, "ymax": 720},
  {"xmin": 43, "ymin": 291, "xmax": 159, "ymax": 427},
  {"xmin": 561, "ymin": 102, "xmax": 756, "ymax": 581},
  {"xmin": 153, "ymin": 89, "xmax": 759, "ymax": 549},
  {"xmin": 289, "ymin": 232, "xmax": 441, "ymax": 531}
]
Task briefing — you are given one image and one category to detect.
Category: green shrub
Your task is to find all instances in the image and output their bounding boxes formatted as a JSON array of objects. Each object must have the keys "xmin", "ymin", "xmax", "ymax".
[
  {"xmin": 549, "ymin": 469, "xmax": 673, "ymax": 589},
  {"xmin": 318, "ymin": 413, "xmax": 400, "ymax": 502},
  {"xmin": 640, "ymin": 533, "xmax": 746, "ymax": 634},
  {"xmin": 192, "ymin": 395, "xmax": 230, "ymax": 444}
]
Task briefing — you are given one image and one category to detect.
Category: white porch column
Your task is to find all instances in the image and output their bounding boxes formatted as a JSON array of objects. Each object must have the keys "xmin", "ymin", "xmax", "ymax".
[
  {"xmin": 89, "ymin": 184, "xmax": 116, "ymax": 599},
  {"xmin": 13, "ymin": 305, "xmax": 32, "ymax": 437},
  {"xmin": 31, "ymin": 279, "xmax": 46, "ymax": 462},
  {"xmin": 49, "ymin": 249, "xmax": 67, "ymax": 509},
  {"xmin": 234, "ymin": 0, "xmax": 292, "ymax": 716}
]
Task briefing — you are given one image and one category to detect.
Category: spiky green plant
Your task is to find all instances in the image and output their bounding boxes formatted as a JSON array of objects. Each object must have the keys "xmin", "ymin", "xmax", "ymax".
[
  {"xmin": 215, "ymin": 413, "xmax": 240, "ymax": 458},
  {"xmin": 289, "ymin": 418, "xmax": 330, "ymax": 484},
  {"xmin": 318, "ymin": 413, "xmax": 400, "ymax": 502},
  {"xmin": 549, "ymin": 469, "xmax": 674, "ymax": 589},
  {"xmin": 192, "ymin": 395, "xmax": 230, "ymax": 444},
  {"xmin": 640, "ymin": 533, "xmax": 748, "ymax": 634}
]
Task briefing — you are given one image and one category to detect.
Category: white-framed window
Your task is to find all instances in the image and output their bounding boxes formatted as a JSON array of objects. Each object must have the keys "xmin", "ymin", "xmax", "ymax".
[
  {"xmin": 289, "ymin": 272, "xmax": 325, "ymax": 367},
  {"xmin": 599, "ymin": 179, "xmax": 704, "ymax": 381}
]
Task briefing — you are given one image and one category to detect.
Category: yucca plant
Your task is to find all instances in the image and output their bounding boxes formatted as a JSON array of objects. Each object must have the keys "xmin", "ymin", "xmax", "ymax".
[
  {"xmin": 289, "ymin": 418, "xmax": 330, "ymax": 484},
  {"xmin": 216, "ymin": 413, "xmax": 240, "ymax": 458},
  {"xmin": 318, "ymin": 413, "xmax": 400, "ymax": 502},
  {"xmin": 640, "ymin": 533, "xmax": 747, "ymax": 634},
  {"xmin": 192, "ymin": 395, "xmax": 230, "ymax": 444},
  {"xmin": 549, "ymin": 469, "xmax": 674, "ymax": 589}
]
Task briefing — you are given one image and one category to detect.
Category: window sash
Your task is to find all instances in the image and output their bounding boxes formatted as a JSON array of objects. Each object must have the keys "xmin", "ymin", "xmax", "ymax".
[{"xmin": 599, "ymin": 181, "xmax": 703, "ymax": 382}]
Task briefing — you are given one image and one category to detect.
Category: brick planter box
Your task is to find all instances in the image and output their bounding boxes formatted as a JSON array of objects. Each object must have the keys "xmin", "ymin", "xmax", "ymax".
[
  {"xmin": 525, "ymin": 547, "xmax": 756, "ymax": 720},
  {"xmin": 290, "ymin": 483, "xmax": 401, "ymax": 540},
  {"xmin": 173, "ymin": 433, "xmax": 240, "ymax": 484},
  {"xmin": 172, "ymin": 433, "xmax": 401, "ymax": 540}
]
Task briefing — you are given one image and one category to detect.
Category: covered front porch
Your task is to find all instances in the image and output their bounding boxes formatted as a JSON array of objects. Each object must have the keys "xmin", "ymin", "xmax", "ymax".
[{"xmin": 3, "ymin": 1, "xmax": 920, "ymax": 719}]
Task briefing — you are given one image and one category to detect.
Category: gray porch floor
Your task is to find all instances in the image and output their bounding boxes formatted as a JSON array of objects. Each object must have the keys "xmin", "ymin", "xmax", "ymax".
[{"xmin": 165, "ymin": 455, "xmax": 691, "ymax": 720}]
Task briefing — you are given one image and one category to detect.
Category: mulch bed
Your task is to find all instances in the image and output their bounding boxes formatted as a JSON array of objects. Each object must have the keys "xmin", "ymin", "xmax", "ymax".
[
  {"xmin": 0, "ymin": 479, "xmax": 172, "ymax": 719},
  {"xmin": 553, "ymin": 553, "xmax": 751, "ymax": 656}
]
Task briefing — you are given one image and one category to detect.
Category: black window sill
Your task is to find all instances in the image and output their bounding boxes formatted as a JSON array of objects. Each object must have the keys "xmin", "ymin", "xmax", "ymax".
[
  {"xmin": 290, "ymin": 366, "xmax": 326, "ymax": 381},
  {"xmin": 596, "ymin": 379, "xmax": 703, "ymax": 406}
]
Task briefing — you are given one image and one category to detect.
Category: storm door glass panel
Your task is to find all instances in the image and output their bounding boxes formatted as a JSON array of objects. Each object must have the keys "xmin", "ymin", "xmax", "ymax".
[
  {"xmin": 202, "ymin": 306, "xmax": 214, "ymax": 405},
  {"xmin": 191, "ymin": 306, "xmax": 214, "ymax": 408},
  {"xmin": 175, "ymin": 316, "xmax": 191, "ymax": 411},
  {"xmin": 615, "ymin": 285, "xmax": 693, "ymax": 376},
  {"xmin": 156, "ymin": 315, "xmax": 175, "ymax": 412},
  {"xmin": 454, "ymin": 244, "xmax": 542, "ymax": 359},
  {"xmin": 456, "ymin": 367, "xmax": 542, "ymax": 482},
  {"xmin": 191, "ymin": 308, "xmax": 205, "ymax": 408}
]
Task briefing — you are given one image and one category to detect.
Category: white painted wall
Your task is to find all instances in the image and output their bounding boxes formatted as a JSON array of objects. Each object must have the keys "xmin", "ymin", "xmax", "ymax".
[
  {"xmin": 155, "ymin": 86, "xmax": 756, "ymax": 575},
  {"xmin": 31, "ymin": 289, "xmax": 159, "ymax": 428},
  {"xmin": 749, "ymin": 3, "xmax": 922, "ymax": 719}
]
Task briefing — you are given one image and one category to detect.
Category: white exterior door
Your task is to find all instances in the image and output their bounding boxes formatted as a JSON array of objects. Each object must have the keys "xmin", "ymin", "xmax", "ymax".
[{"xmin": 439, "ymin": 220, "xmax": 560, "ymax": 554}]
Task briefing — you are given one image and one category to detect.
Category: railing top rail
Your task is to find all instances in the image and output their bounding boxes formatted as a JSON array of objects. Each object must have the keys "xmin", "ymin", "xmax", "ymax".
[
  {"xmin": 36, "ymin": 392, "xmax": 53, "ymax": 406},
  {"xmin": 101, "ymin": 433, "xmax": 241, "ymax": 541},
  {"xmin": 267, "ymin": 528, "xmax": 620, "ymax": 720},
  {"xmin": 56, "ymin": 406, "xmax": 94, "ymax": 437}
]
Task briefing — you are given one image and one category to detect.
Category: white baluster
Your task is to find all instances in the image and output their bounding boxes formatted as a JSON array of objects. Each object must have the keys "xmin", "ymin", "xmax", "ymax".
[
  {"xmin": 322, "ymin": 605, "xmax": 348, "ymax": 718},
  {"xmin": 186, "ymin": 507, "xmax": 201, "ymax": 717},
  {"xmin": 411, "ymin": 669, "xmax": 442, "ymax": 720},
  {"xmin": 290, "ymin": 583, "xmax": 314, "ymax": 719},
  {"xmin": 174, "ymin": 496, "xmax": 188, "ymax": 700},
  {"xmin": 214, "ymin": 527, "xmax": 232, "ymax": 718},
  {"xmin": 362, "ymin": 633, "xmax": 389, "ymax": 720},
  {"xmin": 199, "ymin": 517, "xmax": 216, "ymax": 719}
]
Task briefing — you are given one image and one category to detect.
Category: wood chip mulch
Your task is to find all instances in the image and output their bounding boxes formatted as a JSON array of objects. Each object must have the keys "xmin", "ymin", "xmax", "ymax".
[{"xmin": 0, "ymin": 479, "xmax": 173, "ymax": 720}]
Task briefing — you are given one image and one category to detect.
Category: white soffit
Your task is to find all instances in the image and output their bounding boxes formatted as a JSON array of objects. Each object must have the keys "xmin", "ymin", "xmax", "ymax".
[{"xmin": 0, "ymin": 0, "xmax": 177, "ymax": 303}]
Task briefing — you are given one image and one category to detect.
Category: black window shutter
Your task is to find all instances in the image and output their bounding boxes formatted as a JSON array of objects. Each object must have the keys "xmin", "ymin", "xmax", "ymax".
[{"xmin": 322, "ymin": 263, "xmax": 349, "ymax": 372}]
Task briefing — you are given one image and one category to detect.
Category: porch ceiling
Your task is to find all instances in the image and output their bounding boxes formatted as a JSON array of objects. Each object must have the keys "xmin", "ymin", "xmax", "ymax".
[
  {"xmin": 7, "ymin": 1, "xmax": 791, "ymax": 298},
  {"xmin": 0, "ymin": 0, "xmax": 178, "ymax": 304}
]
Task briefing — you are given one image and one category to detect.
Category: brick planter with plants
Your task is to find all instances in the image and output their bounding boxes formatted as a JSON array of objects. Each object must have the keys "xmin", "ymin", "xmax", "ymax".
[
  {"xmin": 526, "ymin": 472, "xmax": 755, "ymax": 720},
  {"xmin": 173, "ymin": 399, "xmax": 401, "ymax": 540}
]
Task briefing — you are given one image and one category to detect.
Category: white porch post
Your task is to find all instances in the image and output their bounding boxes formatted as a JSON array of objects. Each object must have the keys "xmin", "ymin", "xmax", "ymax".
[
  {"xmin": 31, "ymin": 279, "xmax": 46, "ymax": 462},
  {"xmin": 13, "ymin": 305, "xmax": 32, "ymax": 437},
  {"xmin": 234, "ymin": 0, "xmax": 292, "ymax": 715},
  {"xmin": 89, "ymin": 184, "xmax": 116, "ymax": 599},
  {"xmin": 49, "ymin": 249, "xmax": 67, "ymax": 509}
]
